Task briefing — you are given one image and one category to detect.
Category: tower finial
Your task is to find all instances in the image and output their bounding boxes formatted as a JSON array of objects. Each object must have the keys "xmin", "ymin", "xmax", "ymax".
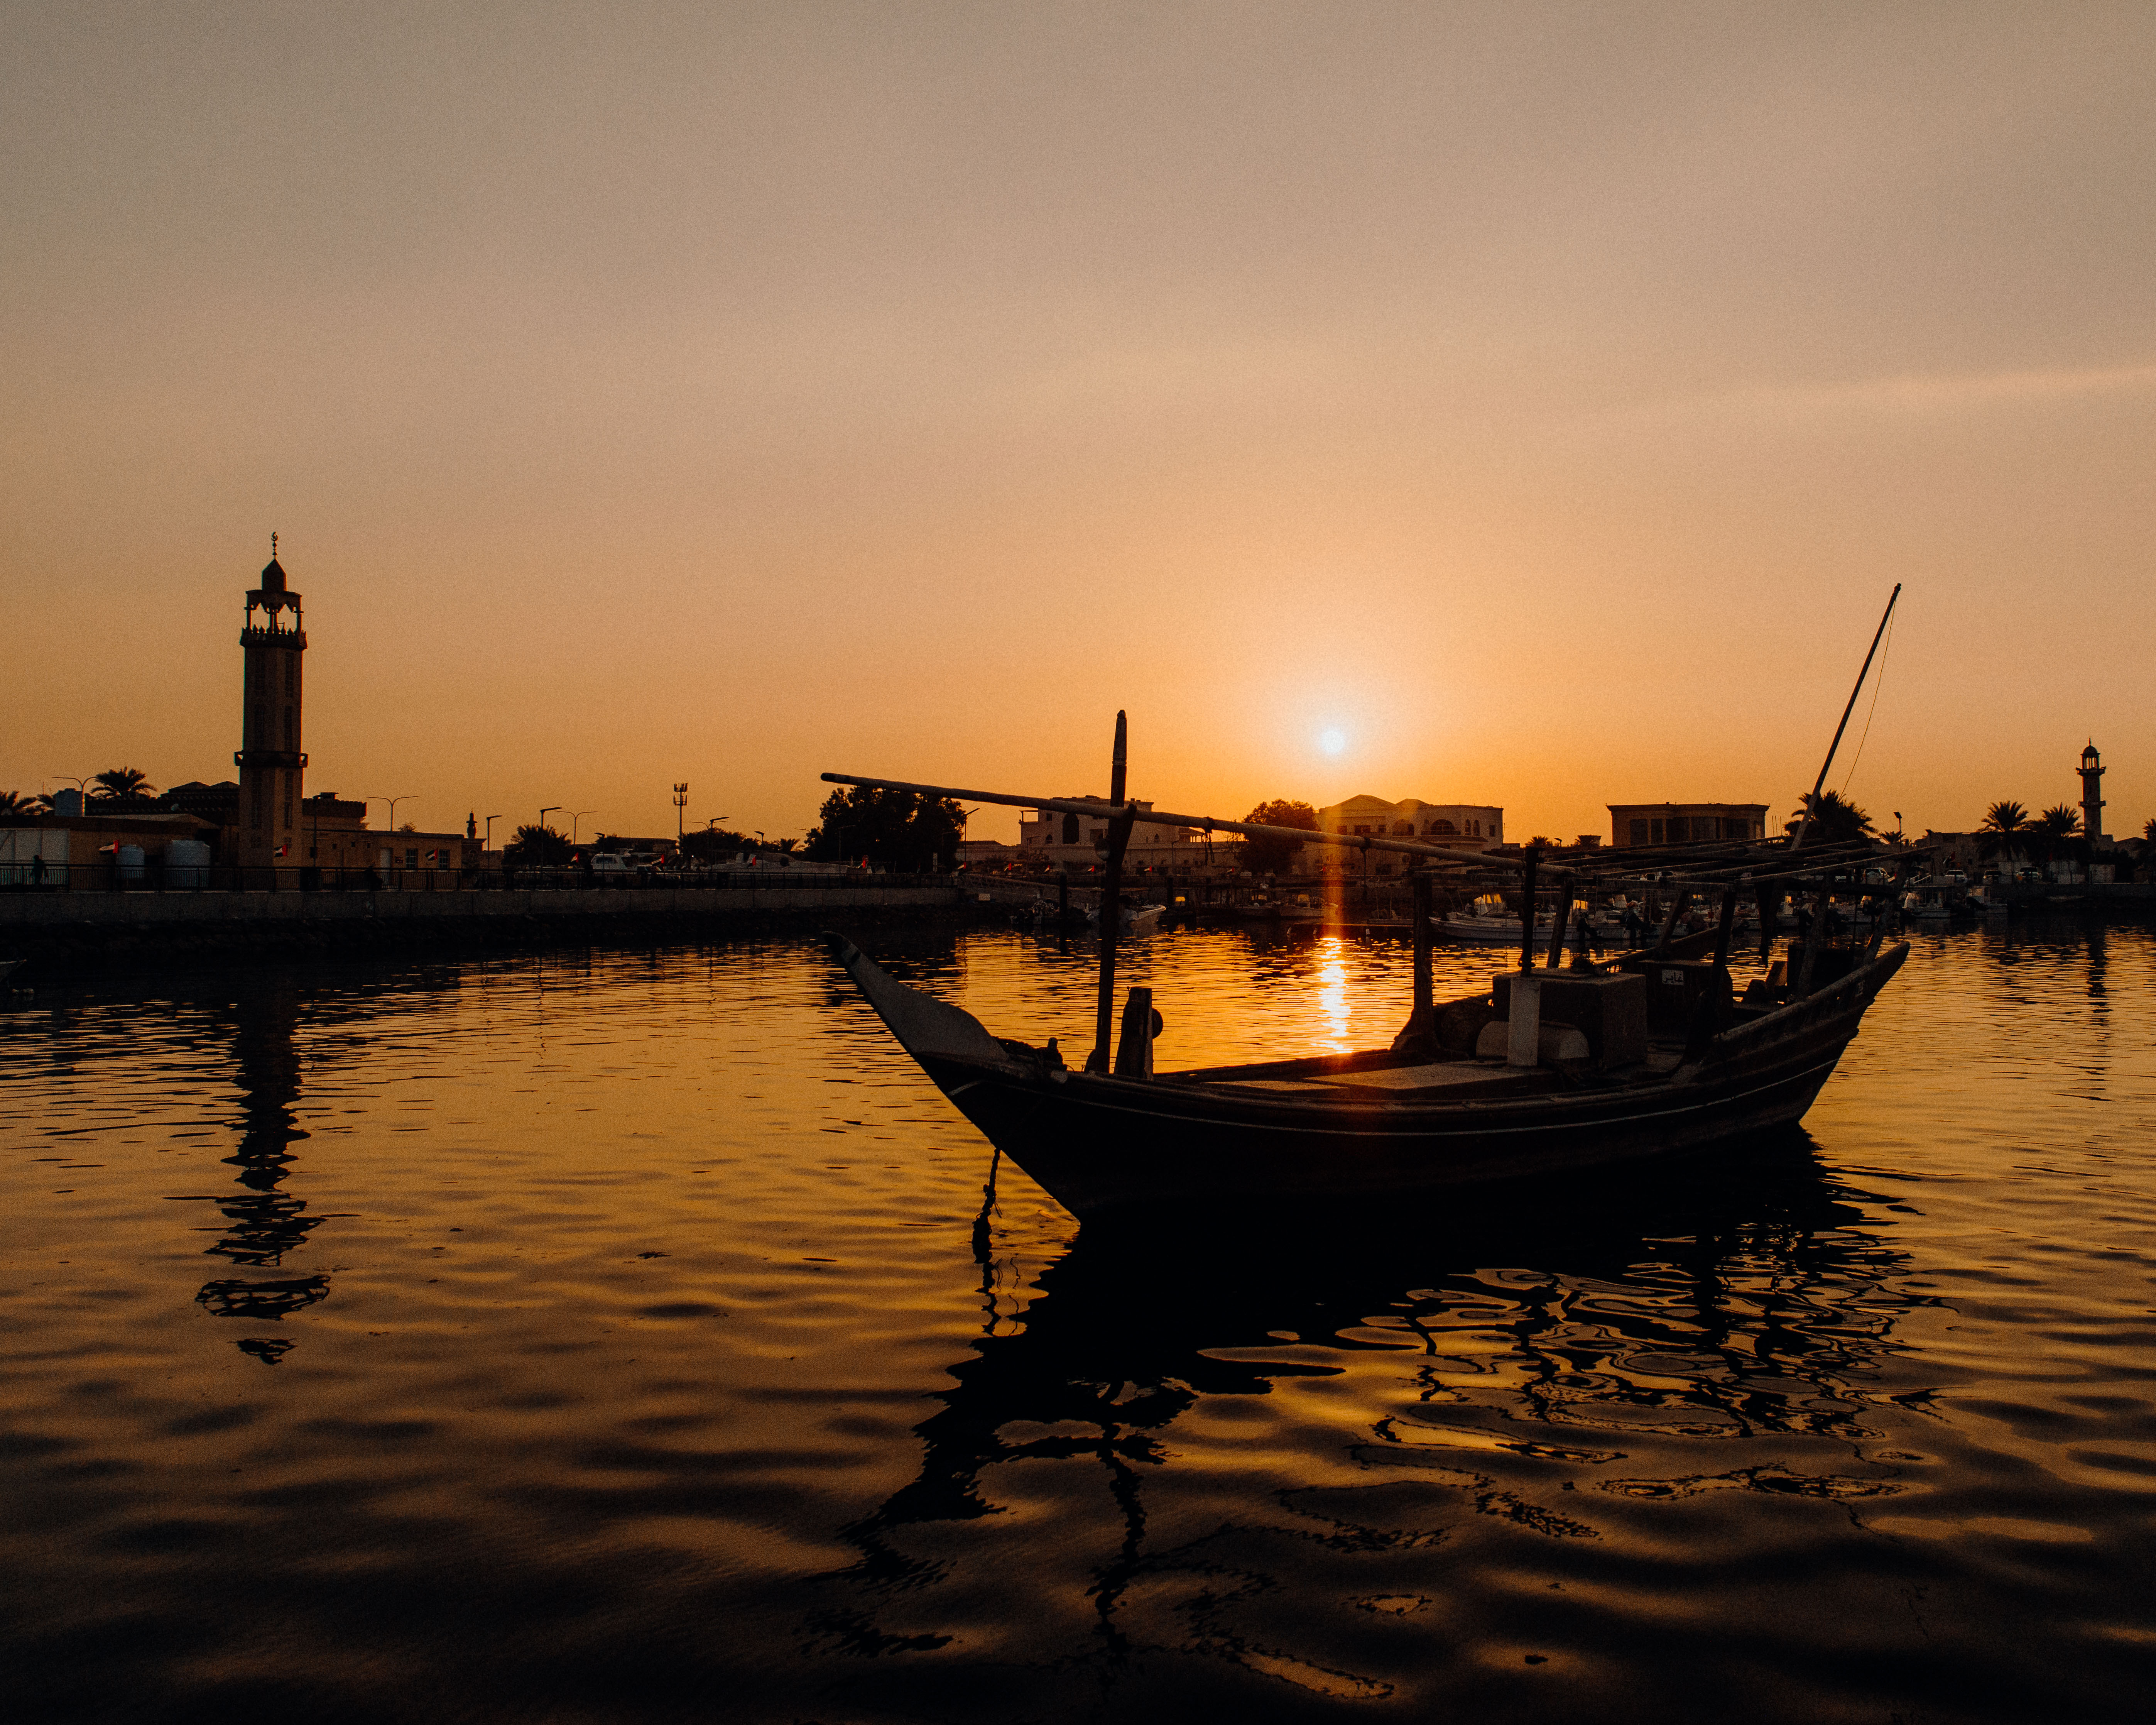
[{"xmin": 271, "ymin": 531, "xmax": 278, "ymax": 558}]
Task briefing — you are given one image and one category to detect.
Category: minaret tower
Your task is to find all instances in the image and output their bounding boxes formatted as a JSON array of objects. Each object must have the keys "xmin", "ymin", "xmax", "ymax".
[
  {"xmin": 2079, "ymin": 741, "xmax": 2105, "ymax": 842},
  {"xmin": 236, "ymin": 536, "xmax": 308, "ymax": 867}
]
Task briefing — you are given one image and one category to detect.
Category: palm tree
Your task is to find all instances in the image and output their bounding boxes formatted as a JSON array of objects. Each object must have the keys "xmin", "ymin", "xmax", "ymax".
[
  {"xmin": 1977, "ymin": 800, "xmax": 2029, "ymax": 864},
  {"xmin": 2030, "ymin": 804, "xmax": 2085, "ymax": 866},
  {"xmin": 2143, "ymin": 816, "xmax": 2156, "ymax": 846},
  {"xmin": 1783, "ymin": 789, "xmax": 1875, "ymax": 845},
  {"xmin": 505, "ymin": 823, "xmax": 572, "ymax": 865},
  {"xmin": 91, "ymin": 766, "xmax": 154, "ymax": 803},
  {"xmin": 0, "ymin": 790, "xmax": 31, "ymax": 815}
]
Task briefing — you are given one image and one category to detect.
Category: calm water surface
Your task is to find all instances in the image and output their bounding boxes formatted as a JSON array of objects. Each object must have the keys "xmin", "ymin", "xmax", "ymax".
[{"xmin": 4, "ymin": 925, "xmax": 2154, "ymax": 1722}]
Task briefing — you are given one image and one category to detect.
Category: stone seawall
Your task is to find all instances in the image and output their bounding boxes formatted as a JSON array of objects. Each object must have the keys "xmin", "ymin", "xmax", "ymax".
[{"xmin": 0, "ymin": 884, "xmax": 988, "ymax": 974}]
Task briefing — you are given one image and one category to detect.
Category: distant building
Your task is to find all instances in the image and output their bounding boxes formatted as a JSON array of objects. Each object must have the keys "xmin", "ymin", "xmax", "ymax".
[
  {"xmin": 297, "ymin": 793, "xmax": 475, "ymax": 870},
  {"xmin": 1298, "ymin": 795, "xmax": 1505, "ymax": 877},
  {"xmin": 1316, "ymin": 795, "xmax": 1504, "ymax": 846},
  {"xmin": 162, "ymin": 780, "xmax": 240, "ymax": 830},
  {"xmin": 1015, "ymin": 800, "xmax": 1207, "ymax": 870},
  {"xmin": 1609, "ymin": 803, "xmax": 1768, "ymax": 848},
  {"xmin": 0, "ymin": 810, "xmax": 218, "ymax": 881}
]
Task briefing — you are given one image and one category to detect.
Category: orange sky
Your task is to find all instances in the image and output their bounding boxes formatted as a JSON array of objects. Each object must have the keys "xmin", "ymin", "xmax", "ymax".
[{"xmin": 6, "ymin": 4, "xmax": 2153, "ymax": 845}]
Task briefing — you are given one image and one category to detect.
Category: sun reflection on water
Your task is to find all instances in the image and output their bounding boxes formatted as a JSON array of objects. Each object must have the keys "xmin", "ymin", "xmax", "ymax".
[{"xmin": 1315, "ymin": 936, "xmax": 1351, "ymax": 1050}]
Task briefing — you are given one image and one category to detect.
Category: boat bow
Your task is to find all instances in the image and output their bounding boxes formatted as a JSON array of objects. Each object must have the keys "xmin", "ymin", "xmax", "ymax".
[{"xmin": 824, "ymin": 934, "xmax": 1032, "ymax": 1076}]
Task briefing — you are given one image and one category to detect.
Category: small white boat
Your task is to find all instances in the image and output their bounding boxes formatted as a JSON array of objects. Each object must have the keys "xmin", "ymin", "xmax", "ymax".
[
  {"xmin": 1435, "ymin": 913, "xmax": 1554, "ymax": 945},
  {"xmin": 1086, "ymin": 901, "xmax": 1166, "ymax": 935}
]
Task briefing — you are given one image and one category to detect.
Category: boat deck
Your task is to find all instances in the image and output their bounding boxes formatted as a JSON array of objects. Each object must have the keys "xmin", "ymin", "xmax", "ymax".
[{"xmin": 1160, "ymin": 1039, "xmax": 1701, "ymax": 1102}]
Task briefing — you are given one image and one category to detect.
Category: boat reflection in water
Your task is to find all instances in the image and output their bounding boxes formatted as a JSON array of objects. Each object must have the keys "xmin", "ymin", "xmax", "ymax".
[{"xmin": 808, "ymin": 1135, "xmax": 1925, "ymax": 1718}]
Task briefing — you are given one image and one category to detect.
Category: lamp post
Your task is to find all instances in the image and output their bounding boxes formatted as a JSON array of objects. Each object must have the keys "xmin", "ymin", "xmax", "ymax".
[
  {"xmin": 539, "ymin": 807, "xmax": 562, "ymax": 862},
  {"xmin": 672, "ymin": 782, "xmax": 688, "ymax": 846},
  {"xmin": 368, "ymin": 794, "xmax": 414, "ymax": 829},
  {"xmin": 483, "ymin": 814, "xmax": 502, "ymax": 850},
  {"xmin": 571, "ymin": 810, "xmax": 596, "ymax": 844}
]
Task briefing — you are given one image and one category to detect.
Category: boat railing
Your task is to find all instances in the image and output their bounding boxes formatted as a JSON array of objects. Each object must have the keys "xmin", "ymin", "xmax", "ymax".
[{"xmin": 1699, "ymin": 942, "xmax": 1907, "ymax": 1058}]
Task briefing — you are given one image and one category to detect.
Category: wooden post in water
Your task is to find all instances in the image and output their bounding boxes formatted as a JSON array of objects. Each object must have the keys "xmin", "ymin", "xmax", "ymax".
[
  {"xmin": 1087, "ymin": 712, "xmax": 1132, "ymax": 1074},
  {"xmin": 1518, "ymin": 846, "xmax": 1540, "ymax": 971},
  {"xmin": 1793, "ymin": 886, "xmax": 1831, "ymax": 995},
  {"xmin": 1654, "ymin": 888, "xmax": 1690, "ymax": 955},
  {"xmin": 1410, "ymin": 869, "xmax": 1434, "ymax": 1033},
  {"xmin": 1755, "ymin": 881, "xmax": 1781, "ymax": 962},
  {"xmin": 1712, "ymin": 884, "xmax": 1740, "ymax": 969}
]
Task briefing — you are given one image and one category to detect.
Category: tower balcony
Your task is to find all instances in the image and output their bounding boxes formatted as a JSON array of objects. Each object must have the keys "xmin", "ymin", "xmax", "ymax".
[
  {"xmin": 236, "ymin": 749, "xmax": 308, "ymax": 769},
  {"xmin": 240, "ymin": 625, "xmax": 308, "ymax": 647}
]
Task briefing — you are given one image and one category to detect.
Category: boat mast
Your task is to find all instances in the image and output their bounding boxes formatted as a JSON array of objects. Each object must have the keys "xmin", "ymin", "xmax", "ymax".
[{"xmin": 1789, "ymin": 583, "xmax": 1901, "ymax": 856}]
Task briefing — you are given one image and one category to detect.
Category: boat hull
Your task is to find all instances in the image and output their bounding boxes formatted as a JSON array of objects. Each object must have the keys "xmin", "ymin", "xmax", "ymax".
[
  {"xmin": 925, "ymin": 1034, "xmax": 1845, "ymax": 1217},
  {"xmin": 827, "ymin": 935, "xmax": 1904, "ymax": 1221}
]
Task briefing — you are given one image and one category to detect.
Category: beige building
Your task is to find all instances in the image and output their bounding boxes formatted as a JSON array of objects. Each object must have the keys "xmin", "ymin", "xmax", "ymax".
[
  {"xmin": 1015, "ymin": 799, "xmax": 1208, "ymax": 870},
  {"xmin": 1297, "ymin": 794, "xmax": 1506, "ymax": 877},
  {"xmin": 0, "ymin": 811, "xmax": 218, "ymax": 883},
  {"xmin": 1316, "ymin": 795, "xmax": 1504, "ymax": 846},
  {"xmin": 1609, "ymin": 803, "xmax": 1769, "ymax": 848},
  {"xmin": 300, "ymin": 793, "xmax": 481, "ymax": 872}
]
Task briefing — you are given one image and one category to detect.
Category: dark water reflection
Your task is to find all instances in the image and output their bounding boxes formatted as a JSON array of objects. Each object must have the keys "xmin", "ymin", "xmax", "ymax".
[
  {"xmin": 192, "ymin": 986, "xmax": 334, "ymax": 1329},
  {"xmin": 3, "ymin": 924, "xmax": 2154, "ymax": 1722}
]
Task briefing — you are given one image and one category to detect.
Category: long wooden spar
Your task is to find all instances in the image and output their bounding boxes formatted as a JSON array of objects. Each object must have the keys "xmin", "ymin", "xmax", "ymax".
[{"xmin": 819, "ymin": 773, "xmax": 1536, "ymax": 873}]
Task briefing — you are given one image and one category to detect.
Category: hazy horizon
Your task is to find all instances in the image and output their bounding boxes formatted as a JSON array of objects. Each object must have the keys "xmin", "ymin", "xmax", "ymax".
[{"xmin": 7, "ymin": 3, "xmax": 2152, "ymax": 844}]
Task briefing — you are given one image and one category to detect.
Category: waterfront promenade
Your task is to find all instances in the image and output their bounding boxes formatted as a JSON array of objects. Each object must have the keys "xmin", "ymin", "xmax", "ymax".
[{"xmin": 0, "ymin": 869, "xmax": 985, "ymax": 970}]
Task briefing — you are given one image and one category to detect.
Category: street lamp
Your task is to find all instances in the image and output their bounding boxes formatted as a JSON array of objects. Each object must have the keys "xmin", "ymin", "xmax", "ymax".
[
  {"xmin": 483, "ymin": 814, "xmax": 502, "ymax": 849},
  {"xmin": 571, "ymin": 810, "xmax": 596, "ymax": 843},
  {"xmin": 368, "ymin": 794, "xmax": 415, "ymax": 829},
  {"xmin": 672, "ymin": 782, "xmax": 689, "ymax": 845},
  {"xmin": 538, "ymin": 806, "xmax": 562, "ymax": 859}
]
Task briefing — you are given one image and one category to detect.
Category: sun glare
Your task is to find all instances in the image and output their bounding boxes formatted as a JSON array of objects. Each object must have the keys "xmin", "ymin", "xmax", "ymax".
[{"xmin": 1319, "ymin": 728, "xmax": 1347, "ymax": 756}]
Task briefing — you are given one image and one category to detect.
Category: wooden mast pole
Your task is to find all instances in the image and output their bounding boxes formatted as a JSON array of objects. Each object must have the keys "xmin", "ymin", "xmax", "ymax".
[
  {"xmin": 1789, "ymin": 582, "xmax": 1901, "ymax": 856},
  {"xmin": 1087, "ymin": 712, "xmax": 1132, "ymax": 1073}
]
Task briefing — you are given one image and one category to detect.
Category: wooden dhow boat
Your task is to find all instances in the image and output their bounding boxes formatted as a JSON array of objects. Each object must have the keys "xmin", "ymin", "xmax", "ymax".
[
  {"xmin": 825, "ymin": 867, "xmax": 1907, "ymax": 1219},
  {"xmin": 825, "ymin": 592, "xmax": 1916, "ymax": 1221}
]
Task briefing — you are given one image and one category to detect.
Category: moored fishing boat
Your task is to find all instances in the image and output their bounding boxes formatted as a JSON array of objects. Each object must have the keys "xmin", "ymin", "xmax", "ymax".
[
  {"xmin": 825, "ymin": 920, "xmax": 1907, "ymax": 1219},
  {"xmin": 823, "ymin": 588, "xmax": 1915, "ymax": 1221}
]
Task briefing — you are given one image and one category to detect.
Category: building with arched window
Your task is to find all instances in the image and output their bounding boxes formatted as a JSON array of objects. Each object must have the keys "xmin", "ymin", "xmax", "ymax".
[
  {"xmin": 1010, "ymin": 799, "xmax": 1206, "ymax": 870},
  {"xmin": 1293, "ymin": 794, "xmax": 1506, "ymax": 876},
  {"xmin": 1316, "ymin": 795, "xmax": 1504, "ymax": 846}
]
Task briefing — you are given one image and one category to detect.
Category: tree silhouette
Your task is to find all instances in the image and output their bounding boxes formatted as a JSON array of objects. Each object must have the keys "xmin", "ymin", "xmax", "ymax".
[
  {"xmin": 1783, "ymin": 790, "xmax": 1874, "ymax": 844},
  {"xmin": 1239, "ymin": 800, "xmax": 1318, "ymax": 874},
  {"xmin": 2030, "ymin": 804, "xmax": 2086, "ymax": 865},
  {"xmin": 1977, "ymin": 800, "xmax": 2029, "ymax": 863},
  {"xmin": 807, "ymin": 786, "xmax": 963, "ymax": 868},
  {"xmin": 679, "ymin": 825, "xmax": 752, "ymax": 863},
  {"xmin": 505, "ymin": 823, "xmax": 571, "ymax": 864},
  {"xmin": 91, "ymin": 766, "xmax": 154, "ymax": 802},
  {"xmin": 0, "ymin": 790, "xmax": 30, "ymax": 815}
]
